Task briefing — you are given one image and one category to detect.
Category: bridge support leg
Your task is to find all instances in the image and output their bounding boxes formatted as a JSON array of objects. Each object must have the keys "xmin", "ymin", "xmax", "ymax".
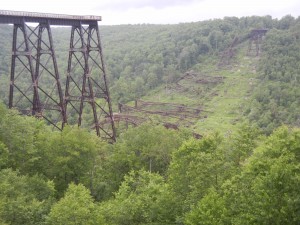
[
  {"xmin": 35, "ymin": 21, "xmax": 67, "ymax": 129},
  {"xmin": 9, "ymin": 21, "xmax": 66, "ymax": 130},
  {"xmin": 9, "ymin": 22, "xmax": 40, "ymax": 116},
  {"xmin": 248, "ymin": 33, "xmax": 263, "ymax": 56},
  {"xmin": 65, "ymin": 22, "xmax": 116, "ymax": 141}
]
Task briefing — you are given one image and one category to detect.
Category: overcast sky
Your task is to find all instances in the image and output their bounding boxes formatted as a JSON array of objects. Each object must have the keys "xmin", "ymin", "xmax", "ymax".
[{"xmin": 1, "ymin": 0, "xmax": 300, "ymax": 25}]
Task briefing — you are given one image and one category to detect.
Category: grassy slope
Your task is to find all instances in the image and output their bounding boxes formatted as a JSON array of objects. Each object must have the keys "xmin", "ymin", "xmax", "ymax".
[
  {"xmin": 141, "ymin": 43, "xmax": 259, "ymax": 135},
  {"xmin": 196, "ymin": 56, "xmax": 258, "ymax": 134}
]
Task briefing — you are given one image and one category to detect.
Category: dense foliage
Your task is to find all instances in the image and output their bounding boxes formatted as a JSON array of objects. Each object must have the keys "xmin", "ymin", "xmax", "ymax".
[{"xmin": 0, "ymin": 102, "xmax": 299, "ymax": 224}]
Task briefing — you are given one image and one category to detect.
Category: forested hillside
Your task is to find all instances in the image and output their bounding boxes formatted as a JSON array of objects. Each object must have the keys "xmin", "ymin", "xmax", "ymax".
[
  {"xmin": 102, "ymin": 16, "xmax": 271, "ymax": 103},
  {"xmin": 0, "ymin": 15, "xmax": 300, "ymax": 224},
  {"xmin": 246, "ymin": 18, "xmax": 300, "ymax": 133}
]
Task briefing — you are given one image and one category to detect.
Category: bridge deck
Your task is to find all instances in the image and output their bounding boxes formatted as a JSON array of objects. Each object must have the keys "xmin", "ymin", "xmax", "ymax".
[{"xmin": 0, "ymin": 10, "xmax": 101, "ymax": 26}]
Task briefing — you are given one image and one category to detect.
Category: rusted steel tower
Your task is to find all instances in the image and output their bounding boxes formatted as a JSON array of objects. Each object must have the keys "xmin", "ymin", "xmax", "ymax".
[
  {"xmin": 65, "ymin": 22, "xmax": 116, "ymax": 141},
  {"xmin": 248, "ymin": 29, "xmax": 268, "ymax": 56},
  {"xmin": 0, "ymin": 10, "xmax": 116, "ymax": 141}
]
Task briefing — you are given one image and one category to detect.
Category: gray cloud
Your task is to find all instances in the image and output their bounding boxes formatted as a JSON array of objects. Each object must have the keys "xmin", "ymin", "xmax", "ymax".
[{"xmin": 96, "ymin": 0, "xmax": 201, "ymax": 11}]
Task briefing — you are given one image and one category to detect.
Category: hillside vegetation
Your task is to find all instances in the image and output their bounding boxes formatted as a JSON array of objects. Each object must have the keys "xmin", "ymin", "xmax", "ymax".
[
  {"xmin": 1, "ymin": 15, "xmax": 300, "ymax": 134},
  {"xmin": 0, "ymin": 15, "xmax": 300, "ymax": 224}
]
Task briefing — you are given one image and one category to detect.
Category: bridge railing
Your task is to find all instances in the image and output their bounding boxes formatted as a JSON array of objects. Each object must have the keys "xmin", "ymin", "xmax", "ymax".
[{"xmin": 0, "ymin": 10, "xmax": 101, "ymax": 21}]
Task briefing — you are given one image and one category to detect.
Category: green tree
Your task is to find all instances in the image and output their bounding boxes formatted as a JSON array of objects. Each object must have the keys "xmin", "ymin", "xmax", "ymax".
[
  {"xmin": 37, "ymin": 126, "xmax": 102, "ymax": 197},
  {"xmin": 99, "ymin": 170, "xmax": 178, "ymax": 225},
  {"xmin": 0, "ymin": 141, "xmax": 8, "ymax": 169},
  {"xmin": 222, "ymin": 126, "xmax": 300, "ymax": 224},
  {"xmin": 185, "ymin": 188, "xmax": 228, "ymax": 225},
  {"xmin": 0, "ymin": 104, "xmax": 47, "ymax": 174},
  {"xmin": 46, "ymin": 183, "xmax": 104, "ymax": 225},
  {"xmin": 168, "ymin": 133, "xmax": 228, "ymax": 217},
  {"xmin": 183, "ymin": 126, "xmax": 300, "ymax": 225},
  {"xmin": 227, "ymin": 122, "xmax": 261, "ymax": 170},
  {"xmin": 0, "ymin": 169, "xmax": 55, "ymax": 225},
  {"xmin": 97, "ymin": 123, "xmax": 188, "ymax": 199},
  {"xmin": 278, "ymin": 15, "xmax": 295, "ymax": 29},
  {"xmin": 209, "ymin": 30, "xmax": 223, "ymax": 51}
]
